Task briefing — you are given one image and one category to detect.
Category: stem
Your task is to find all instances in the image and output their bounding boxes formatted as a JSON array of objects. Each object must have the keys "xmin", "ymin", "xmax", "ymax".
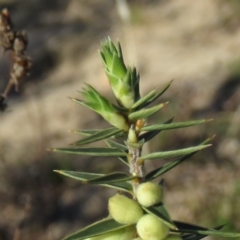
[
  {"xmin": 127, "ymin": 124, "xmax": 144, "ymax": 197},
  {"xmin": 0, "ymin": 95, "xmax": 7, "ymax": 111}
]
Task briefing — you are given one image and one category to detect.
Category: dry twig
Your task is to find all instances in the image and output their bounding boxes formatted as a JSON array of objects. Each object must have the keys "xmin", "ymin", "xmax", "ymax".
[{"xmin": 0, "ymin": 8, "xmax": 31, "ymax": 111}]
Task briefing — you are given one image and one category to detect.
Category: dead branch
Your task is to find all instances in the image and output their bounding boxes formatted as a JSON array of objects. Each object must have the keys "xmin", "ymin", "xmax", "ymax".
[{"xmin": 0, "ymin": 8, "xmax": 31, "ymax": 111}]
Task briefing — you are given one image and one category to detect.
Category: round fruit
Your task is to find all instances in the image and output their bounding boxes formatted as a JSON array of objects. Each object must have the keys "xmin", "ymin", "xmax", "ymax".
[
  {"xmin": 108, "ymin": 194, "xmax": 144, "ymax": 224},
  {"xmin": 136, "ymin": 182, "xmax": 162, "ymax": 207},
  {"xmin": 163, "ymin": 234, "xmax": 182, "ymax": 240},
  {"xmin": 136, "ymin": 214, "xmax": 169, "ymax": 240}
]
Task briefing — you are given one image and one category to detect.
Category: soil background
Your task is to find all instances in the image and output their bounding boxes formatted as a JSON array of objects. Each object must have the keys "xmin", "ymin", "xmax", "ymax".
[{"xmin": 0, "ymin": 0, "xmax": 240, "ymax": 239}]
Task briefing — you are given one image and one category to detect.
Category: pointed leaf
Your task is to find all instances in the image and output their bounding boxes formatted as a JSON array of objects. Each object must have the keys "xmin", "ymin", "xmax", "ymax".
[
  {"xmin": 72, "ymin": 129, "xmax": 105, "ymax": 136},
  {"xmin": 128, "ymin": 102, "xmax": 168, "ymax": 120},
  {"xmin": 181, "ymin": 225, "xmax": 225, "ymax": 240},
  {"xmin": 174, "ymin": 221, "xmax": 212, "ymax": 231},
  {"xmin": 86, "ymin": 172, "xmax": 137, "ymax": 184},
  {"xmin": 131, "ymin": 89, "xmax": 156, "ymax": 109},
  {"xmin": 71, "ymin": 128, "xmax": 122, "ymax": 146},
  {"xmin": 54, "ymin": 170, "xmax": 132, "ymax": 192},
  {"xmin": 105, "ymin": 139, "xmax": 128, "ymax": 151},
  {"xmin": 105, "ymin": 140, "xmax": 129, "ymax": 166},
  {"xmin": 72, "ymin": 86, "xmax": 129, "ymax": 131},
  {"xmin": 133, "ymin": 80, "xmax": 173, "ymax": 110},
  {"xmin": 139, "ymin": 144, "xmax": 211, "ymax": 160},
  {"xmin": 182, "ymin": 235, "xmax": 205, "ymax": 240},
  {"xmin": 51, "ymin": 147, "xmax": 127, "ymax": 157},
  {"xmin": 139, "ymin": 118, "xmax": 174, "ymax": 142},
  {"xmin": 118, "ymin": 156, "xmax": 129, "ymax": 166},
  {"xmin": 63, "ymin": 217, "xmax": 129, "ymax": 240},
  {"xmin": 143, "ymin": 203, "xmax": 177, "ymax": 230},
  {"xmin": 141, "ymin": 119, "xmax": 213, "ymax": 132},
  {"xmin": 145, "ymin": 137, "xmax": 213, "ymax": 180},
  {"xmin": 55, "ymin": 170, "xmax": 103, "ymax": 180},
  {"xmin": 176, "ymin": 229, "xmax": 240, "ymax": 238},
  {"xmin": 101, "ymin": 181, "xmax": 132, "ymax": 193}
]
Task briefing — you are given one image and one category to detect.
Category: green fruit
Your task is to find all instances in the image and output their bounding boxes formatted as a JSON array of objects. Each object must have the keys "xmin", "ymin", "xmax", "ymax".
[
  {"xmin": 89, "ymin": 226, "xmax": 136, "ymax": 240},
  {"xmin": 163, "ymin": 234, "xmax": 182, "ymax": 240},
  {"xmin": 136, "ymin": 182, "xmax": 162, "ymax": 207},
  {"xmin": 131, "ymin": 238, "xmax": 143, "ymax": 240},
  {"xmin": 136, "ymin": 214, "xmax": 169, "ymax": 240},
  {"xmin": 108, "ymin": 194, "xmax": 144, "ymax": 224}
]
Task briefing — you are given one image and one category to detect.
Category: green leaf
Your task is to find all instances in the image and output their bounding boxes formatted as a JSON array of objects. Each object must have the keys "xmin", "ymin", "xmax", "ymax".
[
  {"xmin": 105, "ymin": 139, "xmax": 128, "ymax": 151},
  {"xmin": 100, "ymin": 182, "xmax": 132, "ymax": 193},
  {"xmin": 118, "ymin": 156, "xmax": 129, "ymax": 166},
  {"xmin": 141, "ymin": 119, "xmax": 213, "ymax": 132},
  {"xmin": 182, "ymin": 235, "xmax": 208, "ymax": 240},
  {"xmin": 86, "ymin": 172, "xmax": 137, "ymax": 184},
  {"xmin": 73, "ymin": 128, "xmax": 116, "ymax": 136},
  {"xmin": 73, "ymin": 85, "xmax": 129, "ymax": 131},
  {"xmin": 71, "ymin": 128, "xmax": 122, "ymax": 146},
  {"xmin": 128, "ymin": 102, "xmax": 168, "ymax": 120},
  {"xmin": 139, "ymin": 144, "xmax": 211, "ymax": 160},
  {"xmin": 51, "ymin": 147, "xmax": 127, "ymax": 157},
  {"xmin": 181, "ymin": 225, "xmax": 225, "ymax": 240},
  {"xmin": 55, "ymin": 170, "xmax": 103, "ymax": 180},
  {"xmin": 54, "ymin": 170, "xmax": 132, "ymax": 192},
  {"xmin": 63, "ymin": 217, "xmax": 129, "ymax": 240},
  {"xmin": 132, "ymin": 80, "xmax": 173, "ymax": 110},
  {"xmin": 132, "ymin": 67, "xmax": 140, "ymax": 102},
  {"xmin": 131, "ymin": 89, "xmax": 156, "ymax": 109},
  {"xmin": 145, "ymin": 137, "xmax": 213, "ymax": 180},
  {"xmin": 176, "ymin": 229, "xmax": 240, "ymax": 238},
  {"xmin": 143, "ymin": 203, "xmax": 177, "ymax": 230},
  {"xmin": 139, "ymin": 118, "xmax": 174, "ymax": 142},
  {"xmin": 105, "ymin": 140, "xmax": 129, "ymax": 166},
  {"xmin": 174, "ymin": 221, "xmax": 214, "ymax": 231}
]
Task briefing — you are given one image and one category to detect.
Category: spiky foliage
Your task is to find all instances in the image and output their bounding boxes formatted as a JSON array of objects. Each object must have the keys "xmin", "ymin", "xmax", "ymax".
[{"xmin": 52, "ymin": 38, "xmax": 240, "ymax": 240}]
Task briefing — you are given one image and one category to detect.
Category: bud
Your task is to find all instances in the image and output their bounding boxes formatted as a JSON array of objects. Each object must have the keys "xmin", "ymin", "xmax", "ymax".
[
  {"xmin": 87, "ymin": 226, "xmax": 136, "ymax": 240},
  {"xmin": 163, "ymin": 234, "xmax": 182, "ymax": 240},
  {"xmin": 128, "ymin": 125, "xmax": 138, "ymax": 143},
  {"xmin": 77, "ymin": 84, "xmax": 129, "ymax": 131},
  {"xmin": 108, "ymin": 194, "xmax": 144, "ymax": 224},
  {"xmin": 100, "ymin": 38, "xmax": 140, "ymax": 109},
  {"xmin": 136, "ymin": 214, "xmax": 169, "ymax": 240},
  {"xmin": 136, "ymin": 182, "xmax": 163, "ymax": 207}
]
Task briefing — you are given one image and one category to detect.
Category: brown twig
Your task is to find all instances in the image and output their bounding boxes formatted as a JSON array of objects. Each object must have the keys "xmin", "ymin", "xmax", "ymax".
[{"xmin": 0, "ymin": 8, "xmax": 31, "ymax": 111}]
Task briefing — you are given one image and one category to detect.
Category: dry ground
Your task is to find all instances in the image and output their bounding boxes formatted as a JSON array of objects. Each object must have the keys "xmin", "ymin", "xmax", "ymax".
[{"xmin": 0, "ymin": 0, "xmax": 240, "ymax": 239}]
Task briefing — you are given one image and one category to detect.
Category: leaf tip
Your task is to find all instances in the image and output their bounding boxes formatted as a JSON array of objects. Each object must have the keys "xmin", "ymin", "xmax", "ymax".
[
  {"xmin": 205, "ymin": 144, "xmax": 212, "ymax": 148},
  {"xmin": 210, "ymin": 134, "xmax": 217, "ymax": 140},
  {"xmin": 206, "ymin": 118, "xmax": 214, "ymax": 122},
  {"xmin": 70, "ymin": 97, "xmax": 77, "ymax": 102},
  {"xmin": 46, "ymin": 148, "xmax": 54, "ymax": 152},
  {"xmin": 168, "ymin": 79, "xmax": 174, "ymax": 85}
]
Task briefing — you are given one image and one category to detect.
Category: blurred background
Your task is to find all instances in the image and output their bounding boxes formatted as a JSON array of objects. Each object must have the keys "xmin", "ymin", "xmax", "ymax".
[{"xmin": 0, "ymin": 0, "xmax": 240, "ymax": 239}]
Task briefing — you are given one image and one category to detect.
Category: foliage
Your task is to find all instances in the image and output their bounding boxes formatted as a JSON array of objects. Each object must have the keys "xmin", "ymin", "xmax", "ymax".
[{"xmin": 52, "ymin": 38, "xmax": 240, "ymax": 240}]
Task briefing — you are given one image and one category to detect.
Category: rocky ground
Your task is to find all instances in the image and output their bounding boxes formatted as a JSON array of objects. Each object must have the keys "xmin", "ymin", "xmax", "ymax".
[{"xmin": 0, "ymin": 0, "xmax": 240, "ymax": 239}]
